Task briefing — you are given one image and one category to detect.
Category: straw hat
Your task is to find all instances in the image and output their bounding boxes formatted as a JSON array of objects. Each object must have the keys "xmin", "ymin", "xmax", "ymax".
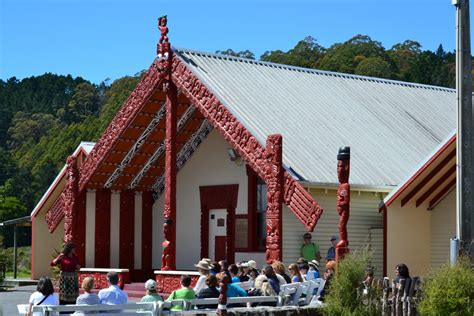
[
  {"xmin": 308, "ymin": 260, "xmax": 320, "ymax": 269},
  {"xmin": 247, "ymin": 260, "xmax": 257, "ymax": 269},
  {"xmin": 195, "ymin": 259, "xmax": 211, "ymax": 270}
]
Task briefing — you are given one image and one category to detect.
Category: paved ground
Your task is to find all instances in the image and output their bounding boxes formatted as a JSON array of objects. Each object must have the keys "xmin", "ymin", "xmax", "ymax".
[{"xmin": 0, "ymin": 285, "xmax": 39, "ymax": 316}]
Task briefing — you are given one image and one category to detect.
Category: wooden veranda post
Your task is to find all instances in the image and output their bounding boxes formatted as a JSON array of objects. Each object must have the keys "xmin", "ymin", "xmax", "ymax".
[
  {"xmin": 158, "ymin": 15, "xmax": 177, "ymax": 270},
  {"xmin": 265, "ymin": 134, "xmax": 283, "ymax": 263}
]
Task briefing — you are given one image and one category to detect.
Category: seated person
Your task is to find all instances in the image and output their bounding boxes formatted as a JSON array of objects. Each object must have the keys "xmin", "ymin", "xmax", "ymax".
[
  {"xmin": 140, "ymin": 279, "xmax": 163, "ymax": 302},
  {"xmin": 247, "ymin": 275, "xmax": 277, "ymax": 307},
  {"xmin": 98, "ymin": 271, "xmax": 128, "ymax": 304},
  {"xmin": 166, "ymin": 275, "xmax": 196, "ymax": 311},
  {"xmin": 76, "ymin": 277, "xmax": 100, "ymax": 312},
  {"xmin": 197, "ymin": 275, "xmax": 220, "ymax": 309},
  {"xmin": 28, "ymin": 277, "xmax": 58, "ymax": 316},
  {"xmin": 229, "ymin": 264, "xmax": 240, "ymax": 283},
  {"xmin": 307, "ymin": 260, "xmax": 320, "ymax": 280}
]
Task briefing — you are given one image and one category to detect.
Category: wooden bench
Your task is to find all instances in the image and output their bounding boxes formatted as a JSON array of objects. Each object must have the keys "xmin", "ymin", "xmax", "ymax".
[
  {"xmin": 30, "ymin": 302, "xmax": 158, "ymax": 315},
  {"xmin": 278, "ymin": 282, "xmax": 303, "ymax": 306}
]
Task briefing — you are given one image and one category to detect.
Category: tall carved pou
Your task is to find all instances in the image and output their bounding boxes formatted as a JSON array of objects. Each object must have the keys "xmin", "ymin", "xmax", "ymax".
[
  {"xmin": 64, "ymin": 155, "xmax": 78, "ymax": 242},
  {"xmin": 336, "ymin": 146, "xmax": 350, "ymax": 262},
  {"xmin": 265, "ymin": 134, "xmax": 283, "ymax": 263},
  {"xmin": 159, "ymin": 15, "xmax": 177, "ymax": 270}
]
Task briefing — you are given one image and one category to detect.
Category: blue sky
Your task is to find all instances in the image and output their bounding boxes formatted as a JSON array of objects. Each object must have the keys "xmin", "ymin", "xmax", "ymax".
[{"xmin": 0, "ymin": 0, "xmax": 466, "ymax": 84}]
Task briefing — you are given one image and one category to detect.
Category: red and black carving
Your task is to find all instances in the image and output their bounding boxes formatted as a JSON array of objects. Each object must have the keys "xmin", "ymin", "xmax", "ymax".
[
  {"xmin": 45, "ymin": 194, "xmax": 65, "ymax": 233},
  {"xmin": 217, "ymin": 274, "xmax": 229, "ymax": 316},
  {"xmin": 336, "ymin": 146, "xmax": 350, "ymax": 262},
  {"xmin": 64, "ymin": 155, "xmax": 78, "ymax": 242},
  {"xmin": 155, "ymin": 274, "xmax": 198, "ymax": 294},
  {"xmin": 171, "ymin": 56, "xmax": 323, "ymax": 231},
  {"xmin": 265, "ymin": 134, "xmax": 283, "ymax": 263}
]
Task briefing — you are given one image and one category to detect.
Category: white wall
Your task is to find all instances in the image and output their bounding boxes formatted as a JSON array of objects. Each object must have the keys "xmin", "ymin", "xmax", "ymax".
[
  {"xmin": 283, "ymin": 189, "xmax": 384, "ymax": 278},
  {"xmin": 152, "ymin": 130, "xmax": 248, "ymax": 270},
  {"xmin": 430, "ymin": 188, "xmax": 456, "ymax": 269}
]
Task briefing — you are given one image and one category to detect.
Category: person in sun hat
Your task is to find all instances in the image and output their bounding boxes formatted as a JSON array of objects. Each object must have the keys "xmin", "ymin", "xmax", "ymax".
[
  {"xmin": 326, "ymin": 235, "xmax": 338, "ymax": 261},
  {"xmin": 140, "ymin": 279, "xmax": 163, "ymax": 302},
  {"xmin": 193, "ymin": 259, "xmax": 211, "ymax": 294},
  {"xmin": 307, "ymin": 260, "xmax": 320, "ymax": 280}
]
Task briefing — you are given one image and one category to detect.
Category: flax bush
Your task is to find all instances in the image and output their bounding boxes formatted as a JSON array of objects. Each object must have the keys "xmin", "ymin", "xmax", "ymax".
[
  {"xmin": 322, "ymin": 248, "xmax": 381, "ymax": 316},
  {"xmin": 419, "ymin": 256, "xmax": 474, "ymax": 316}
]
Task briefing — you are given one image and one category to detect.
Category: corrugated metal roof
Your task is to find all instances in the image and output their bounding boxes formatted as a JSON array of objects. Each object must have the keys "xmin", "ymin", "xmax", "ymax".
[{"xmin": 175, "ymin": 48, "xmax": 456, "ymax": 188}]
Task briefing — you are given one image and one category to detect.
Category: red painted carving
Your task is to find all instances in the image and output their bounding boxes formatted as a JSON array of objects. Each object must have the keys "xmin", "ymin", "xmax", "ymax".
[
  {"xmin": 265, "ymin": 134, "xmax": 283, "ymax": 263},
  {"xmin": 45, "ymin": 193, "xmax": 65, "ymax": 233},
  {"xmin": 64, "ymin": 155, "xmax": 78, "ymax": 242},
  {"xmin": 162, "ymin": 77, "xmax": 178, "ymax": 271},
  {"xmin": 155, "ymin": 274, "xmax": 198, "ymax": 294},
  {"xmin": 171, "ymin": 57, "xmax": 323, "ymax": 231},
  {"xmin": 199, "ymin": 185, "xmax": 239, "ymax": 262},
  {"xmin": 336, "ymin": 147, "xmax": 350, "ymax": 262},
  {"xmin": 75, "ymin": 192, "xmax": 87, "ymax": 266}
]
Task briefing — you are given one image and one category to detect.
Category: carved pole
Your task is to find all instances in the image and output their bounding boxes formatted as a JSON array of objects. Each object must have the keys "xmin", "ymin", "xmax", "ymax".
[
  {"xmin": 216, "ymin": 273, "xmax": 229, "ymax": 316},
  {"xmin": 265, "ymin": 134, "xmax": 283, "ymax": 263},
  {"xmin": 158, "ymin": 15, "xmax": 177, "ymax": 270},
  {"xmin": 336, "ymin": 146, "xmax": 350, "ymax": 262},
  {"xmin": 64, "ymin": 155, "xmax": 78, "ymax": 242}
]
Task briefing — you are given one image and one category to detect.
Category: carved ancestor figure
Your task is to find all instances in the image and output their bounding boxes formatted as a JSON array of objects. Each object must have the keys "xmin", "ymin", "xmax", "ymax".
[
  {"xmin": 161, "ymin": 219, "xmax": 173, "ymax": 270},
  {"xmin": 336, "ymin": 146, "xmax": 350, "ymax": 262},
  {"xmin": 156, "ymin": 15, "xmax": 172, "ymax": 79}
]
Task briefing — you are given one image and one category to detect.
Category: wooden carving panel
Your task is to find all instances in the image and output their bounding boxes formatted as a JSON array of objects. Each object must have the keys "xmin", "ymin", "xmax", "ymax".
[{"xmin": 45, "ymin": 193, "xmax": 65, "ymax": 233}]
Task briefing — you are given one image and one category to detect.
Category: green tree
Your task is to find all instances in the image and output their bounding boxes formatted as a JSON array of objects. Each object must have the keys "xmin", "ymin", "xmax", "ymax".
[
  {"xmin": 58, "ymin": 82, "xmax": 100, "ymax": 124},
  {"xmin": 388, "ymin": 40, "xmax": 422, "ymax": 82},
  {"xmin": 7, "ymin": 112, "xmax": 58, "ymax": 149},
  {"xmin": 355, "ymin": 56, "xmax": 394, "ymax": 78},
  {"xmin": 0, "ymin": 180, "xmax": 28, "ymax": 247},
  {"xmin": 215, "ymin": 49, "xmax": 255, "ymax": 59},
  {"xmin": 261, "ymin": 36, "xmax": 325, "ymax": 68}
]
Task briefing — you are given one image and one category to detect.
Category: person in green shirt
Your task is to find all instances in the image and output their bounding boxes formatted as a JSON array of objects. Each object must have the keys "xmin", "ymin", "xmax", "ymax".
[
  {"xmin": 300, "ymin": 232, "xmax": 321, "ymax": 261},
  {"xmin": 166, "ymin": 275, "xmax": 196, "ymax": 311},
  {"xmin": 140, "ymin": 279, "xmax": 163, "ymax": 303}
]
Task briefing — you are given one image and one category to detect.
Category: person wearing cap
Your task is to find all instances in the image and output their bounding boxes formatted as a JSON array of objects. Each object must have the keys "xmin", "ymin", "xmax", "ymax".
[
  {"xmin": 326, "ymin": 236, "xmax": 338, "ymax": 261},
  {"xmin": 193, "ymin": 259, "xmax": 211, "ymax": 294},
  {"xmin": 307, "ymin": 260, "xmax": 320, "ymax": 280},
  {"xmin": 301, "ymin": 233, "xmax": 321, "ymax": 262},
  {"xmin": 140, "ymin": 279, "xmax": 163, "ymax": 303}
]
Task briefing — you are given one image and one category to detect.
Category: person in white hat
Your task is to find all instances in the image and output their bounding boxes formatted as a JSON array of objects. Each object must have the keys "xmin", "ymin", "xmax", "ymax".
[
  {"xmin": 140, "ymin": 279, "xmax": 163, "ymax": 302},
  {"xmin": 307, "ymin": 260, "xmax": 320, "ymax": 280},
  {"xmin": 193, "ymin": 259, "xmax": 211, "ymax": 294}
]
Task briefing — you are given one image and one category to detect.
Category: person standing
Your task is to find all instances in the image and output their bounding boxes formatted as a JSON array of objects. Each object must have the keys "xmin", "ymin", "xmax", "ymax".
[
  {"xmin": 98, "ymin": 271, "xmax": 128, "ymax": 304},
  {"xmin": 326, "ymin": 236, "xmax": 338, "ymax": 262},
  {"xmin": 300, "ymin": 233, "xmax": 321, "ymax": 262},
  {"xmin": 50, "ymin": 242, "xmax": 80, "ymax": 305},
  {"xmin": 27, "ymin": 276, "xmax": 58, "ymax": 316}
]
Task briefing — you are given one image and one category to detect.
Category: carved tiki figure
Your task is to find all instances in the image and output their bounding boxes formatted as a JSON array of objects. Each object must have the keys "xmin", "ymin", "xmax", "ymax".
[
  {"xmin": 336, "ymin": 146, "xmax": 350, "ymax": 262},
  {"xmin": 161, "ymin": 219, "xmax": 173, "ymax": 270},
  {"xmin": 156, "ymin": 15, "xmax": 172, "ymax": 83}
]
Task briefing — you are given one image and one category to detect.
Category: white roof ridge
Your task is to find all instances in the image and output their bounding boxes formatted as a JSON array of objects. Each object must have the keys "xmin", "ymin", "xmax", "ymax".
[{"xmin": 174, "ymin": 47, "xmax": 455, "ymax": 93}]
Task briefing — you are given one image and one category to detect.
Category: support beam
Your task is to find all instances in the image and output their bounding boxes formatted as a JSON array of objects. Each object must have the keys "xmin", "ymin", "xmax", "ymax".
[
  {"xmin": 265, "ymin": 135, "xmax": 283, "ymax": 263},
  {"xmin": 162, "ymin": 78, "xmax": 177, "ymax": 270}
]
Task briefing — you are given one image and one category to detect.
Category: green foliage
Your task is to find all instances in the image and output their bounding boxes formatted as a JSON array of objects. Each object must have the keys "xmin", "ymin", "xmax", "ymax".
[
  {"xmin": 418, "ymin": 257, "xmax": 474, "ymax": 315},
  {"xmin": 261, "ymin": 36, "xmax": 325, "ymax": 68},
  {"xmin": 323, "ymin": 249, "xmax": 381, "ymax": 316},
  {"xmin": 215, "ymin": 49, "xmax": 255, "ymax": 59}
]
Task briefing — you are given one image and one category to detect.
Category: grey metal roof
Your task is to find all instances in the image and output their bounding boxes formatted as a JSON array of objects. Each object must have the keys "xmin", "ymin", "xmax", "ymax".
[{"xmin": 175, "ymin": 48, "xmax": 456, "ymax": 188}]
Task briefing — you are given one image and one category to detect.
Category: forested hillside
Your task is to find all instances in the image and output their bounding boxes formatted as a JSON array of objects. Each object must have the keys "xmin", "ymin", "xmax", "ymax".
[{"xmin": 0, "ymin": 35, "xmax": 459, "ymax": 247}]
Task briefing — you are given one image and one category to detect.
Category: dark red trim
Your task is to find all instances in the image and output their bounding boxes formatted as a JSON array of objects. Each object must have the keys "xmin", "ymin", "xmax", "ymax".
[
  {"xmin": 95, "ymin": 189, "xmax": 111, "ymax": 268},
  {"xmin": 382, "ymin": 204, "xmax": 387, "ymax": 277},
  {"xmin": 428, "ymin": 178, "xmax": 456, "ymax": 210},
  {"xmin": 120, "ymin": 190, "xmax": 135, "ymax": 270},
  {"xmin": 31, "ymin": 217, "xmax": 35, "ymax": 278},
  {"xmin": 385, "ymin": 134, "xmax": 456, "ymax": 207},
  {"xmin": 141, "ymin": 191, "xmax": 153, "ymax": 275},
  {"xmin": 199, "ymin": 185, "xmax": 239, "ymax": 263},
  {"xmin": 75, "ymin": 192, "xmax": 87, "ymax": 266},
  {"xmin": 246, "ymin": 165, "xmax": 257, "ymax": 250},
  {"xmin": 416, "ymin": 164, "xmax": 456, "ymax": 207}
]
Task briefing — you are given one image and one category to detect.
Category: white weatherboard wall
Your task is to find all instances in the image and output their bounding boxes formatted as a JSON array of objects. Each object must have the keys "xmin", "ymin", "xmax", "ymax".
[
  {"xmin": 152, "ymin": 130, "xmax": 248, "ymax": 270},
  {"xmin": 430, "ymin": 188, "xmax": 455, "ymax": 269},
  {"xmin": 283, "ymin": 189, "xmax": 384, "ymax": 279}
]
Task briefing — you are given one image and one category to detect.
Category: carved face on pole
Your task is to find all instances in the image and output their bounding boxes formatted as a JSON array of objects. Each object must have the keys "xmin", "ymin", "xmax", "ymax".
[
  {"xmin": 337, "ymin": 160, "xmax": 349, "ymax": 183},
  {"xmin": 163, "ymin": 221, "xmax": 172, "ymax": 241}
]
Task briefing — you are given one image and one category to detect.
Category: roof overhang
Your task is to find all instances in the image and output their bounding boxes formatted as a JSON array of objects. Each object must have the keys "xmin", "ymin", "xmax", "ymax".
[{"xmin": 382, "ymin": 130, "xmax": 456, "ymax": 211}]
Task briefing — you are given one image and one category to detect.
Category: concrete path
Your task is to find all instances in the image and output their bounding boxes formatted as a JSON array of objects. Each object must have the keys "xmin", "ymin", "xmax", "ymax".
[{"xmin": 0, "ymin": 285, "xmax": 39, "ymax": 316}]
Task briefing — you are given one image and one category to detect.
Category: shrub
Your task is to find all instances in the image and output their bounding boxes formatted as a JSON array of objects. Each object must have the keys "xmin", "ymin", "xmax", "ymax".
[
  {"xmin": 323, "ymin": 248, "xmax": 381, "ymax": 316},
  {"xmin": 419, "ymin": 256, "xmax": 474, "ymax": 315}
]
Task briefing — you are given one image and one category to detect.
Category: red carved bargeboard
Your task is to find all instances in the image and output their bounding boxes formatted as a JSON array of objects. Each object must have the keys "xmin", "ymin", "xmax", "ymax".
[
  {"xmin": 155, "ymin": 274, "xmax": 198, "ymax": 294},
  {"xmin": 78, "ymin": 270, "xmax": 130, "ymax": 290},
  {"xmin": 171, "ymin": 56, "xmax": 324, "ymax": 231},
  {"xmin": 45, "ymin": 193, "xmax": 65, "ymax": 233}
]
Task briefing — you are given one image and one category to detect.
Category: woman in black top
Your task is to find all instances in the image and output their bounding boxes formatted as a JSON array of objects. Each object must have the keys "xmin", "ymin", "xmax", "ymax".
[{"xmin": 197, "ymin": 275, "xmax": 220, "ymax": 309}]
